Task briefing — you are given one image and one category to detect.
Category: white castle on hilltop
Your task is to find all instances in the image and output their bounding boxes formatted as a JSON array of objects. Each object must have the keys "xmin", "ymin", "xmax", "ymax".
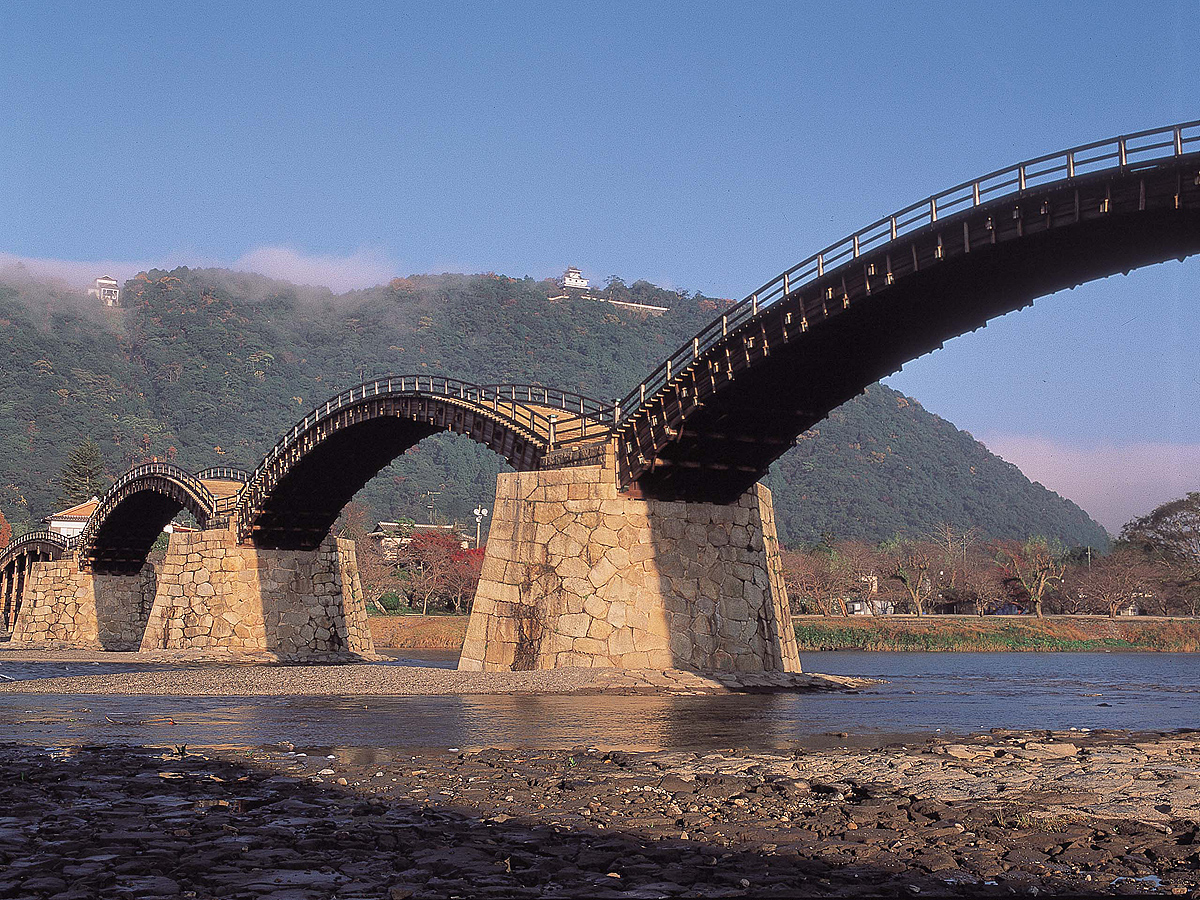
[
  {"xmin": 561, "ymin": 266, "xmax": 589, "ymax": 291},
  {"xmin": 549, "ymin": 267, "xmax": 667, "ymax": 316}
]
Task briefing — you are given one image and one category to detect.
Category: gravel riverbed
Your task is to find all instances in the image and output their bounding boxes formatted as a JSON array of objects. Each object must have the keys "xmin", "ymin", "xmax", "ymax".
[
  {"xmin": 1, "ymin": 731, "xmax": 1198, "ymax": 898},
  {"xmin": 0, "ymin": 663, "xmax": 872, "ymax": 697}
]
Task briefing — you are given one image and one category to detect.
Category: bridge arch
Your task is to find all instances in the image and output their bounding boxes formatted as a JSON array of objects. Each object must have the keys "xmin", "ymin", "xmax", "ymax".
[
  {"xmin": 237, "ymin": 376, "xmax": 613, "ymax": 549},
  {"xmin": 76, "ymin": 464, "xmax": 220, "ymax": 573},
  {"xmin": 616, "ymin": 120, "xmax": 1200, "ymax": 502},
  {"xmin": 0, "ymin": 530, "xmax": 70, "ymax": 632}
]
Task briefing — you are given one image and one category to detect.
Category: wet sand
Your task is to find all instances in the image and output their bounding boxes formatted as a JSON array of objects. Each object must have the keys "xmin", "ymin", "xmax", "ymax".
[{"xmin": 1, "ymin": 732, "xmax": 1198, "ymax": 898}]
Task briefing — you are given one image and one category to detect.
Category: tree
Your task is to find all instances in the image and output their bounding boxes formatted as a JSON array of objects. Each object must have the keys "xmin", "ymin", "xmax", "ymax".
[
  {"xmin": 1069, "ymin": 548, "xmax": 1155, "ymax": 618},
  {"xmin": 0, "ymin": 508, "xmax": 10, "ymax": 550},
  {"xmin": 780, "ymin": 549, "xmax": 831, "ymax": 615},
  {"xmin": 884, "ymin": 539, "xmax": 941, "ymax": 616},
  {"xmin": 444, "ymin": 547, "xmax": 485, "ymax": 614},
  {"xmin": 995, "ymin": 537, "xmax": 1065, "ymax": 617},
  {"xmin": 336, "ymin": 502, "xmax": 400, "ymax": 608},
  {"xmin": 1120, "ymin": 493, "xmax": 1200, "ymax": 609},
  {"xmin": 56, "ymin": 439, "xmax": 108, "ymax": 507},
  {"xmin": 829, "ymin": 541, "xmax": 883, "ymax": 614},
  {"xmin": 397, "ymin": 531, "xmax": 464, "ymax": 615},
  {"xmin": 957, "ymin": 546, "xmax": 1008, "ymax": 616}
]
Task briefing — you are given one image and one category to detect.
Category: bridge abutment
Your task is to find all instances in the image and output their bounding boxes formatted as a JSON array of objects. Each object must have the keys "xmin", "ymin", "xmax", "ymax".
[{"xmin": 459, "ymin": 449, "xmax": 801, "ymax": 673}]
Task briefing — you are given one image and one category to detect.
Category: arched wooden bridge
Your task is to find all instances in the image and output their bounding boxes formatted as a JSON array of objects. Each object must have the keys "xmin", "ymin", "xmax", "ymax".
[
  {"xmin": 0, "ymin": 380, "xmax": 615, "ymax": 581},
  {"xmin": 5, "ymin": 119, "xmax": 1199, "ymax": 585},
  {"xmin": 613, "ymin": 119, "xmax": 1200, "ymax": 501},
  {"xmin": 233, "ymin": 377, "xmax": 613, "ymax": 549}
]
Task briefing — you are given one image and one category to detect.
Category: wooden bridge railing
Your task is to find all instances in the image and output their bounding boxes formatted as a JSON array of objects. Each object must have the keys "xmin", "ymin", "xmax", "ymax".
[
  {"xmin": 243, "ymin": 376, "xmax": 615, "ymax": 499},
  {"xmin": 0, "ymin": 529, "xmax": 72, "ymax": 566},
  {"xmin": 194, "ymin": 467, "xmax": 250, "ymax": 482},
  {"xmin": 615, "ymin": 119, "xmax": 1200, "ymax": 425},
  {"xmin": 75, "ymin": 463, "xmax": 219, "ymax": 554}
]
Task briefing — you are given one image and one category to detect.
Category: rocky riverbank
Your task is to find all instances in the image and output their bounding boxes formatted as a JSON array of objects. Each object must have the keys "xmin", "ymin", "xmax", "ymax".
[{"xmin": 0, "ymin": 732, "xmax": 1197, "ymax": 897}]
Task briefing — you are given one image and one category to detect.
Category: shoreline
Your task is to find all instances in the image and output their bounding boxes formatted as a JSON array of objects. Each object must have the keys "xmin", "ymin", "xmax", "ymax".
[
  {"xmin": 364, "ymin": 614, "xmax": 1200, "ymax": 653},
  {"xmin": 0, "ymin": 731, "xmax": 1196, "ymax": 897}
]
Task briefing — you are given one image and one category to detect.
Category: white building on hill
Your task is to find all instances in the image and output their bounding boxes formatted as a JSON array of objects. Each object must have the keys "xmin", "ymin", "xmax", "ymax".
[
  {"xmin": 561, "ymin": 267, "xmax": 589, "ymax": 290},
  {"xmin": 87, "ymin": 276, "xmax": 120, "ymax": 307}
]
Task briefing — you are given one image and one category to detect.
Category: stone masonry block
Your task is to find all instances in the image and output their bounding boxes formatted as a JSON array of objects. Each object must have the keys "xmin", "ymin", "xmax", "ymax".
[{"xmin": 459, "ymin": 455, "xmax": 800, "ymax": 673}]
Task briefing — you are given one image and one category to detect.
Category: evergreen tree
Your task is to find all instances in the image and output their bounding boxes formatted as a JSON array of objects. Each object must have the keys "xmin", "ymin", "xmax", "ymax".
[{"xmin": 56, "ymin": 439, "xmax": 108, "ymax": 507}]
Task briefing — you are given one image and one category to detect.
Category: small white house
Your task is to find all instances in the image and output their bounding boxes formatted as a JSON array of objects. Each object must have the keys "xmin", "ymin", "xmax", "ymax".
[
  {"xmin": 44, "ymin": 498, "xmax": 100, "ymax": 538},
  {"xmin": 87, "ymin": 276, "xmax": 120, "ymax": 307},
  {"xmin": 846, "ymin": 597, "xmax": 896, "ymax": 616},
  {"xmin": 562, "ymin": 267, "xmax": 589, "ymax": 290}
]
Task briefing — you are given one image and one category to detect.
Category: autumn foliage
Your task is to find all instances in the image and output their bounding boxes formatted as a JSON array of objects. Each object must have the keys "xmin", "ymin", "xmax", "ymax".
[{"xmin": 783, "ymin": 508, "xmax": 1200, "ymax": 619}]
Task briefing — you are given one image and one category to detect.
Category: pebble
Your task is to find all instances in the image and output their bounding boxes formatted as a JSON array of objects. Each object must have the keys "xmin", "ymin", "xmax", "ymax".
[{"xmin": 0, "ymin": 730, "xmax": 1195, "ymax": 897}]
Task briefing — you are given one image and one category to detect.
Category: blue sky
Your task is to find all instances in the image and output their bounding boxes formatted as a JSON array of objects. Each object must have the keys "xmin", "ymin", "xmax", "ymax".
[{"xmin": 2, "ymin": 1, "xmax": 1197, "ymax": 530}]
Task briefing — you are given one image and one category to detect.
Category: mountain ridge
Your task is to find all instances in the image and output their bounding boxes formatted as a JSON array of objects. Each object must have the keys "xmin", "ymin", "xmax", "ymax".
[{"xmin": 0, "ymin": 267, "xmax": 1108, "ymax": 549}]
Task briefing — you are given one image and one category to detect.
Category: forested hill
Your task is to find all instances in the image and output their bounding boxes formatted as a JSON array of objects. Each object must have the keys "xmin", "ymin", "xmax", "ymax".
[{"xmin": 0, "ymin": 267, "xmax": 1108, "ymax": 549}]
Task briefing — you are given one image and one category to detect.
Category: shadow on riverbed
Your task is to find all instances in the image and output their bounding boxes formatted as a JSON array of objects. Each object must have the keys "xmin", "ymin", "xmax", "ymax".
[{"xmin": 0, "ymin": 742, "xmax": 1182, "ymax": 898}]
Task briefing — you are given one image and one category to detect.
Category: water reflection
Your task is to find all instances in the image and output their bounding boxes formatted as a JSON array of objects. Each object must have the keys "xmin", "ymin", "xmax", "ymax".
[{"xmin": 0, "ymin": 651, "xmax": 1196, "ymax": 751}]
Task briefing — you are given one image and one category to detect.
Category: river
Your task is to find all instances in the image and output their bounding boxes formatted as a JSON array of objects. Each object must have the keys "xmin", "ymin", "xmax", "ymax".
[{"xmin": 0, "ymin": 651, "xmax": 1196, "ymax": 751}]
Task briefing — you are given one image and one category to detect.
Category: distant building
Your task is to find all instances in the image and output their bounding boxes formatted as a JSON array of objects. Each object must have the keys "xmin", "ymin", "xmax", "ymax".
[
  {"xmin": 44, "ymin": 498, "xmax": 100, "ymax": 538},
  {"xmin": 548, "ymin": 266, "xmax": 669, "ymax": 316},
  {"xmin": 369, "ymin": 522, "xmax": 472, "ymax": 557},
  {"xmin": 561, "ymin": 267, "xmax": 589, "ymax": 291},
  {"xmin": 44, "ymin": 497, "xmax": 194, "ymax": 539},
  {"xmin": 845, "ymin": 598, "xmax": 897, "ymax": 616},
  {"xmin": 87, "ymin": 276, "xmax": 120, "ymax": 307}
]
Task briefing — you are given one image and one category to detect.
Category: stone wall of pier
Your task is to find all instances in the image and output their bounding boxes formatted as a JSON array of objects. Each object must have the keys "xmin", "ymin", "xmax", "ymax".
[
  {"xmin": 7, "ymin": 526, "xmax": 374, "ymax": 660},
  {"xmin": 459, "ymin": 449, "xmax": 801, "ymax": 673},
  {"xmin": 10, "ymin": 559, "xmax": 156, "ymax": 650},
  {"xmin": 140, "ymin": 525, "xmax": 375, "ymax": 659}
]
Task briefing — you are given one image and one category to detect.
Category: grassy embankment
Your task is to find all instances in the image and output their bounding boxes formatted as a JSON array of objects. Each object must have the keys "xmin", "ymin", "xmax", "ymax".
[
  {"xmin": 369, "ymin": 614, "xmax": 1200, "ymax": 652},
  {"xmin": 369, "ymin": 615, "xmax": 468, "ymax": 650},
  {"xmin": 793, "ymin": 616, "xmax": 1200, "ymax": 652}
]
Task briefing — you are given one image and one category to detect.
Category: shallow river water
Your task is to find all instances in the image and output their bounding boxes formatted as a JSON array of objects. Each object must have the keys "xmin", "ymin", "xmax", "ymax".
[{"xmin": 0, "ymin": 651, "xmax": 1196, "ymax": 751}]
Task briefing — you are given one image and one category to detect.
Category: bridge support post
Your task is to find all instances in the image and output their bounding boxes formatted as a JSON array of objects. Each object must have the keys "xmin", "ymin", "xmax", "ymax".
[
  {"xmin": 459, "ymin": 446, "xmax": 801, "ymax": 673},
  {"xmin": 139, "ymin": 524, "xmax": 376, "ymax": 660}
]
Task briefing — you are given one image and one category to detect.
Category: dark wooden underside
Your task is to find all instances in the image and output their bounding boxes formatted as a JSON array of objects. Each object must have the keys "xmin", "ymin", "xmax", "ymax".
[
  {"xmin": 243, "ymin": 398, "xmax": 546, "ymax": 550},
  {"xmin": 84, "ymin": 490, "xmax": 196, "ymax": 574},
  {"xmin": 622, "ymin": 161, "xmax": 1200, "ymax": 502}
]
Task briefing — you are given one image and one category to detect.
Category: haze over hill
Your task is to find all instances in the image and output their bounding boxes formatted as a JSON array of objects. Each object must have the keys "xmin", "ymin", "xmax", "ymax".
[{"xmin": 0, "ymin": 268, "xmax": 1108, "ymax": 549}]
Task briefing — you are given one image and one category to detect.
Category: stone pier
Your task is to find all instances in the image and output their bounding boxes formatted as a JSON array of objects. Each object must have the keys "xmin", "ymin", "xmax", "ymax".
[
  {"xmin": 459, "ymin": 450, "xmax": 801, "ymax": 673},
  {"xmin": 9, "ymin": 524, "xmax": 375, "ymax": 660},
  {"xmin": 10, "ymin": 560, "xmax": 157, "ymax": 650},
  {"xmin": 140, "ymin": 525, "xmax": 374, "ymax": 658}
]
